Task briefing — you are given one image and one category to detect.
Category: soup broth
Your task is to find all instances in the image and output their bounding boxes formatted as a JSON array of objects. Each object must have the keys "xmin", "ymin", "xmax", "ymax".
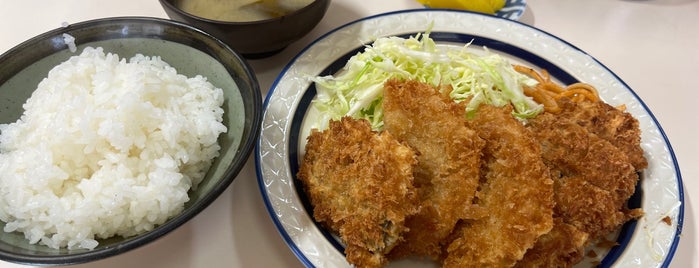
[{"xmin": 176, "ymin": 0, "xmax": 315, "ymax": 22}]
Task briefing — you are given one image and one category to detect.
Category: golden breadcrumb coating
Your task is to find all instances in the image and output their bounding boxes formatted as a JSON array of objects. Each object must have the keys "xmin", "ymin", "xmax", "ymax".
[
  {"xmin": 515, "ymin": 218, "xmax": 589, "ymax": 268},
  {"xmin": 520, "ymin": 106, "xmax": 644, "ymax": 267},
  {"xmin": 382, "ymin": 79, "xmax": 485, "ymax": 260},
  {"xmin": 297, "ymin": 117, "xmax": 419, "ymax": 268},
  {"xmin": 442, "ymin": 104, "xmax": 555, "ymax": 268},
  {"xmin": 526, "ymin": 112, "xmax": 641, "ymax": 239},
  {"xmin": 557, "ymin": 98, "xmax": 647, "ymax": 171}
]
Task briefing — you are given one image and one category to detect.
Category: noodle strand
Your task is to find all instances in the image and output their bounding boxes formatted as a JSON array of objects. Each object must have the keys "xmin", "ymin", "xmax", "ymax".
[{"xmin": 514, "ymin": 65, "xmax": 601, "ymax": 113}]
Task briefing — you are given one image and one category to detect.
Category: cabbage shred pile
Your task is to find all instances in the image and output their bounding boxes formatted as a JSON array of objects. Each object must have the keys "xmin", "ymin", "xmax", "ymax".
[{"xmin": 310, "ymin": 31, "xmax": 542, "ymax": 131}]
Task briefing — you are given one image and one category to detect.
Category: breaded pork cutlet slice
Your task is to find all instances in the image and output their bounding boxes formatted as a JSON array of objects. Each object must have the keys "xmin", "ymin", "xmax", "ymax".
[
  {"xmin": 526, "ymin": 112, "xmax": 642, "ymax": 239},
  {"xmin": 381, "ymin": 79, "xmax": 485, "ymax": 260},
  {"xmin": 521, "ymin": 112, "xmax": 643, "ymax": 267},
  {"xmin": 557, "ymin": 98, "xmax": 647, "ymax": 171},
  {"xmin": 297, "ymin": 117, "xmax": 419, "ymax": 268},
  {"xmin": 442, "ymin": 104, "xmax": 555, "ymax": 268}
]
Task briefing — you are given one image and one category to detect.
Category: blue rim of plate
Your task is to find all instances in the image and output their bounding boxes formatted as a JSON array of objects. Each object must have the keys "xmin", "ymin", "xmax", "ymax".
[{"xmin": 256, "ymin": 8, "xmax": 683, "ymax": 268}]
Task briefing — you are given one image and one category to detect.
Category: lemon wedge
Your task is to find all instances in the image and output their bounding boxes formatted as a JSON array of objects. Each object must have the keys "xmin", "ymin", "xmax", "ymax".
[{"xmin": 418, "ymin": 0, "xmax": 506, "ymax": 14}]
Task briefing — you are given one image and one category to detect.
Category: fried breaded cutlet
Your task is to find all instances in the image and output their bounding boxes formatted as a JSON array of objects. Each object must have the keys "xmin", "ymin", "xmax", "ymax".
[
  {"xmin": 442, "ymin": 104, "xmax": 555, "ymax": 268},
  {"xmin": 382, "ymin": 79, "xmax": 485, "ymax": 260},
  {"xmin": 526, "ymin": 112, "xmax": 642, "ymax": 239},
  {"xmin": 521, "ymin": 110, "xmax": 643, "ymax": 267},
  {"xmin": 557, "ymin": 98, "xmax": 648, "ymax": 170},
  {"xmin": 296, "ymin": 117, "xmax": 419, "ymax": 268}
]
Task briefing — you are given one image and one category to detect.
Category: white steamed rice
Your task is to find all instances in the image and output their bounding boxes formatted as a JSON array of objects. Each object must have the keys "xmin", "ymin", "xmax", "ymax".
[{"xmin": 0, "ymin": 47, "xmax": 227, "ymax": 250}]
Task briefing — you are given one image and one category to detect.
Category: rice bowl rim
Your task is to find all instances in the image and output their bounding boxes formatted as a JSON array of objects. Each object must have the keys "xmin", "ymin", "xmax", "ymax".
[{"xmin": 0, "ymin": 16, "xmax": 262, "ymax": 265}]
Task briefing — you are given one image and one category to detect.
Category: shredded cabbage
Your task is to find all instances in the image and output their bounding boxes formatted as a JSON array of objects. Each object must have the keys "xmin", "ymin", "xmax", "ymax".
[{"xmin": 310, "ymin": 30, "xmax": 541, "ymax": 131}]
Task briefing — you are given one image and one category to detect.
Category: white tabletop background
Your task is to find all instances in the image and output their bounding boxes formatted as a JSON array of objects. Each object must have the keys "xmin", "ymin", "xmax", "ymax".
[{"xmin": 0, "ymin": 0, "xmax": 697, "ymax": 267}]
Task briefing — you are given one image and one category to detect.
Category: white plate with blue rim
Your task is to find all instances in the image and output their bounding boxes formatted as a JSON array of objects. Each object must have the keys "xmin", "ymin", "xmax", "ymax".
[{"xmin": 255, "ymin": 9, "xmax": 683, "ymax": 268}]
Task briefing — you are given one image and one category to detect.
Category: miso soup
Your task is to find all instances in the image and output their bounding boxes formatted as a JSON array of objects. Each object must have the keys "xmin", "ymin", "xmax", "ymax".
[{"xmin": 176, "ymin": 0, "xmax": 315, "ymax": 22}]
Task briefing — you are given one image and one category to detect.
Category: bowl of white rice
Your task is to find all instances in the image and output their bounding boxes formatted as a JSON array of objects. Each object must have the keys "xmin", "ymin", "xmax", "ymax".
[{"xmin": 0, "ymin": 17, "xmax": 261, "ymax": 265}]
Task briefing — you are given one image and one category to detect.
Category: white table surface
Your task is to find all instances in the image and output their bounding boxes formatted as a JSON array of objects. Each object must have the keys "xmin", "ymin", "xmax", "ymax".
[{"xmin": 0, "ymin": 0, "xmax": 697, "ymax": 267}]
